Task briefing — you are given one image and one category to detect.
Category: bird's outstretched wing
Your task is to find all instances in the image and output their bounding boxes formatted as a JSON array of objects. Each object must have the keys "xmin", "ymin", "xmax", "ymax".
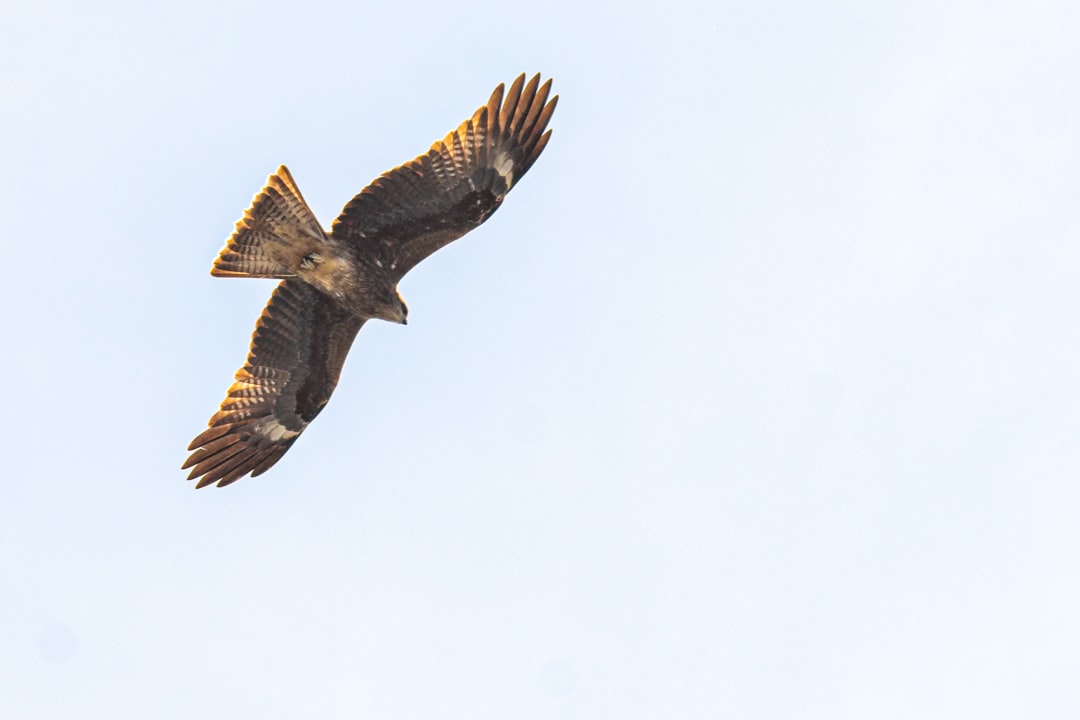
[
  {"xmin": 183, "ymin": 280, "xmax": 365, "ymax": 488},
  {"xmin": 331, "ymin": 73, "xmax": 558, "ymax": 279}
]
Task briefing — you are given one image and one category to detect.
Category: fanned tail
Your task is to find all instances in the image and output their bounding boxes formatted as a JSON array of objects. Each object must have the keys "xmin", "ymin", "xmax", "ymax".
[{"xmin": 211, "ymin": 165, "xmax": 328, "ymax": 278}]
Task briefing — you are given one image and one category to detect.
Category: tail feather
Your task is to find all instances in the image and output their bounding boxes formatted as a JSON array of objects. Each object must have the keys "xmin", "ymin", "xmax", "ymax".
[{"xmin": 211, "ymin": 165, "xmax": 327, "ymax": 278}]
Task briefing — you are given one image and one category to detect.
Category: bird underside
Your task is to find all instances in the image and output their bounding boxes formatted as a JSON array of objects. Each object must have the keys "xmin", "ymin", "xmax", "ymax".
[{"xmin": 185, "ymin": 72, "xmax": 558, "ymax": 487}]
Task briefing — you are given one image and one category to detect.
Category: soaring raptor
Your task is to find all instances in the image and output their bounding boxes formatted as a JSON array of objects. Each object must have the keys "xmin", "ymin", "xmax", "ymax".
[{"xmin": 183, "ymin": 73, "xmax": 557, "ymax": 488}]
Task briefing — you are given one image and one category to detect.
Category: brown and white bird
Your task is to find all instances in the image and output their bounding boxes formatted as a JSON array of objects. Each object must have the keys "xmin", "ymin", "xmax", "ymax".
[{"xmin": 183, "ymin": 73, "xmax": 557, "ymax": 488}]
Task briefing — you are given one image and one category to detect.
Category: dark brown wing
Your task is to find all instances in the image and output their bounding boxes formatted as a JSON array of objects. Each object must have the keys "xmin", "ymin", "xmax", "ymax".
[
  {"xmin": 183, "ymin": 280, "xmax": 365, "ymax": 488},
  {"xmin": 331, "ymin": 73, "xmax": 557, "ymax": 280}
]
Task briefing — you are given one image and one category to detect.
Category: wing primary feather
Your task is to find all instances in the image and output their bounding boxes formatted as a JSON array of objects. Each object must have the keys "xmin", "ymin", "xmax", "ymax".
[
  {"xmin": 215, "ymin": 454, "xmax": 270, "ymax": 487},
  {"xmin": 186, "ymin": 423, "xmax": 234, "ymax": 453},
  {"xmin": 194, "ymin": 447, "xmax": 260, "ymax": 488},
  {"xmin": 498, "ymin": 74, "xmax": 526, "ymax": 139},
  {"xmin": 250, "ymin": 446, "xmax": 289, "ymax": 477},
  {"xmin": 510, "ymin": 74, "xmax": 541, "ymax": 138},
  {"xmin": 486, "ymin": 83, "xmax": 505, "ymax": 137},
  {"xmin": 186, "ymin": 441, "xmax": 249, "ymax": 480},
  {"xmin": 181, "ymin": 440, "xmax": 235, "ymax": 471},
  {"xmin": 187, "ymin": 433, "xmax": 245, "ymax": 461},
  {"xmin": 522, "ymin": 100, "xmax": 557, "ymax": 172},
  {"xmin": 517, "ymin": 78, "xmax": 553, "ymax": 147}
]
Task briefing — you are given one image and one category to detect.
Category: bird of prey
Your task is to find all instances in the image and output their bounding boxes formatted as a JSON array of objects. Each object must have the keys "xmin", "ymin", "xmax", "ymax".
[{"xmin": 183, "ymin": 73, "xmax": 557, "ymax": 488}]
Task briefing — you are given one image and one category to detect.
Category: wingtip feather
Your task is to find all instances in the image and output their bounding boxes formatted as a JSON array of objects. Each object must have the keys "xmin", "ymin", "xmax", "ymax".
[{"xmin": 499, "ymin": 74, "xmax": 526, "ymax": 135}]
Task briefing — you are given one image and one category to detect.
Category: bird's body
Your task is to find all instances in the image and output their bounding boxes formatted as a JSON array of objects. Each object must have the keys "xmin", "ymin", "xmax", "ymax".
[{"xmin": 183, "ymin": 73, "xmax": 557, "ymax": 488}]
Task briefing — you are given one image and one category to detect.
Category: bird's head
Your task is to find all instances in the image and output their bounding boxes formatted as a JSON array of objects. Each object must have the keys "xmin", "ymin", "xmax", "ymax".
[
  {"xmin": 395, "ymin": 291, "xmax": 409, "ymax": 325},
  {"xmin": 373, "ymin": 286, "xmax": 408, "ymax": 325}
]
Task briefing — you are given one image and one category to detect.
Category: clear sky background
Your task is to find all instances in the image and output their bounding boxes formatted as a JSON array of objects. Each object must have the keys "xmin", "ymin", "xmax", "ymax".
[{"xmin": 2, "ymin": 1, "xmax": 1078, "ymax": 717}]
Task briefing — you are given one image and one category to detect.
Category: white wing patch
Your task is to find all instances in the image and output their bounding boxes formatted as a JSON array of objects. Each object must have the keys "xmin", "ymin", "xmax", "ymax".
[
  {"xmin": 254, "ymin": 418, "xmax": 301, "ymax": 443},
  {"xmin": 493, "ymin": 151, "xmax": 514, "ymax": 188}
]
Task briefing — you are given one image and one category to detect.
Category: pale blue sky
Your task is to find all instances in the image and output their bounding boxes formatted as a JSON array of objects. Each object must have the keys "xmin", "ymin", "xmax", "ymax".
[{"xmin": 2, "ymin": 1, "xmax": 1079, "ymax": 718}]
